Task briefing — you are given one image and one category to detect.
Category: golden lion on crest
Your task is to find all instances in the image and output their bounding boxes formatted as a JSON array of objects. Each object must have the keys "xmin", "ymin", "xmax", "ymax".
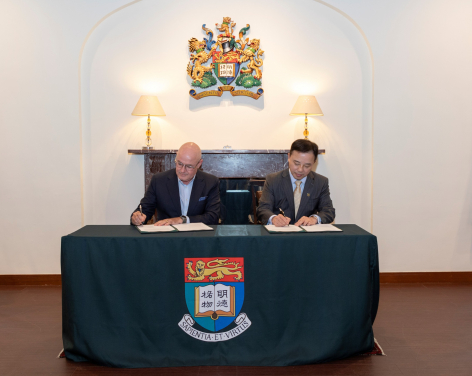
[
  {"xmin": 238, "ymin": 39, "xmax": 264, "ymax": 80},
  {"xmin": 187, "ymin": 37, "xmax": 214, "ymax": 84},
  {"xmin": 187, "ymin": 259, "xmax": 242, "ymax": 281}
]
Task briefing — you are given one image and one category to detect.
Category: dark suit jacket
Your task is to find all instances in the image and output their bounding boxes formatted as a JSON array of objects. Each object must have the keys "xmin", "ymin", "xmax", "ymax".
[
  {"xmin": 132, "ymin": 169, "xmax": 220, "ymax": 225},
  {"xmin": 256, "ymin": 169, "xmax": 335, "ymax": 225}
]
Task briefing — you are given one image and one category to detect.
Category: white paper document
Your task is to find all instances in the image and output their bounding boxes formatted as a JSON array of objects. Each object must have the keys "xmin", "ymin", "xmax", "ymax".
[
  {"xmin": 300, "ymin": 224, "xmax": 342, "ymax": 232},
  {"xmin": 264, "ymin": 225, "xmax": 304, "ymax": 233},
  {"xmin": 172, "ymin": 223, "xmax": 214, "ymax": 232},
  {"xmin": 136, "ymin": 225, "xmax": 176, "ymax": 233}
]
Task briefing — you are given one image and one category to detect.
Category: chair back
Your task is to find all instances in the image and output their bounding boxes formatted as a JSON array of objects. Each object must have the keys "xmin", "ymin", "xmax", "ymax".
[{"xmin": 249, "ymin": 179, "xmax": 265, "ymax": 224}]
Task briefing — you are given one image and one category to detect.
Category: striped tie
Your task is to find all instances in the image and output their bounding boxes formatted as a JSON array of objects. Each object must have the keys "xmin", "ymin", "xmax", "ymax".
[{"xmin": 294, "ymin": 180, "xmax": 302, "ymax": 218}]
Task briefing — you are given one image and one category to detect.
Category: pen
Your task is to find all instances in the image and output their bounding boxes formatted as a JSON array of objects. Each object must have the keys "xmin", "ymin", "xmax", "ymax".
[
  {"xmin": 139, "ymin": 205, "xmax": 144, "ymax": 225},
  {"xmin": 278, "ymin": 208, "xmax": 290, "ymax": 227}
]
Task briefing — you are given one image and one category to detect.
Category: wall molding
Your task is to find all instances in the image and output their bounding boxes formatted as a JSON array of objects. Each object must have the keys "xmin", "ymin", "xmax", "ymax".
[
  {"xmin": 0, "ymin": 275, "xmax": 62, "ymax": 286},
  {"xmin": 79, "ymin": 0, "xmax": 142, "ymax": 226},
  {"xmin": 1, "ymin": 273, "xmax": 471, "ymax": 286},
  {"xmin": 379, "ymin": 272, "xmax": 472, "ymax": 284},
  {"xmin": 314, "ymin": 0, "xmax": 375, "ymax": 233}
]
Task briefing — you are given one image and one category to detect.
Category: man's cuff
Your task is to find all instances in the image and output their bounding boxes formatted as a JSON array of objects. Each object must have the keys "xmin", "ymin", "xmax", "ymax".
[
  {"xmin": 268, "ymin": 215, "xmax": 276, "ymax": 225},
  {"xmin": 186, "ymin": 216, "xmax": 190, "ymax": 223},
  {"xmin": 310, "ymin": 214, "xmax": 321, "ymax": 224}
]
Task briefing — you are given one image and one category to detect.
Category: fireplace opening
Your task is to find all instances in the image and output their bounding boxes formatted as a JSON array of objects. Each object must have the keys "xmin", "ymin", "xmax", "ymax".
[{"xmin": 220, "ymin": 179, "xmax": 265, "ymax": 225}]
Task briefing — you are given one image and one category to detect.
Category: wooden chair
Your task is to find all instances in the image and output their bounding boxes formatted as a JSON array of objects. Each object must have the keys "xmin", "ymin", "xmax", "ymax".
[{"xmin": 249, "ymin": 179, "xmax": 265, "ymax": 224}]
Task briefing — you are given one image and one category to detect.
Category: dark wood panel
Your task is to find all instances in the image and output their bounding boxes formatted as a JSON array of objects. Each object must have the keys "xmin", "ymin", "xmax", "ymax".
[
  {"xmin": 380, "ymin": 272, "xmax": 472, "ymax": 283},
  {"xmin": 2, "ymin": 272, "xmax": 471, "ymax": 286},
  {"xmin": 0, "ymin": 274, "xmax": 61, "ymax": 285}
]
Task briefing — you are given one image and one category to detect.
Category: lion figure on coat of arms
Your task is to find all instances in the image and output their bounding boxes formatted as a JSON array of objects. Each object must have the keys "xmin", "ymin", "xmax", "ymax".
[
  {"xmin": 187, "ymin": 37, "xmax": 214, "ymax": 84},
  {"xmin": 238, "ymin": 38, "xmax": 264, "ymax": 80},
  {"xmin": 187, "ymin": 259, "xmax": 242, "ymax": 281}
]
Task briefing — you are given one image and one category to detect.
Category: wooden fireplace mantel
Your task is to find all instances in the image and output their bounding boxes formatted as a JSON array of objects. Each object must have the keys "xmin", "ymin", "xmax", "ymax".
[{"xmin": 128, "ymin": 149, "xmax": 325, "ymax": 191}]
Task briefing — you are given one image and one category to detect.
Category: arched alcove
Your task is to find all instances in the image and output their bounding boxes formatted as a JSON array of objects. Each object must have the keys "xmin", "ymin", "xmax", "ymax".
[{"xmin": 80, "ymin": 0, "xmax": 373, "ymax": 229}]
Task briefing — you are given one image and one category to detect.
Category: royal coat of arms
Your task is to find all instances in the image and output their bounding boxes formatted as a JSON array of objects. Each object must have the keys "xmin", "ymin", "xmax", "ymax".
[
  {"xmin": 178, "ymin": 257, "xmax": 251, "ymax": 341},
  {"xmin": 187, "ymin": 17, "xmax": 264, "ymax": 100}
]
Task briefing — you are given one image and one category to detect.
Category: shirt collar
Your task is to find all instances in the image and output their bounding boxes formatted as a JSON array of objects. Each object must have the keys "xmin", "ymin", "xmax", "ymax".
[
  {"xmin": 178, "ymin": 174, "xmax": 196, "ymax": 186},
  {"xmin": 288, "ymin": 169, "xmax": 307, "ymax": 186}
]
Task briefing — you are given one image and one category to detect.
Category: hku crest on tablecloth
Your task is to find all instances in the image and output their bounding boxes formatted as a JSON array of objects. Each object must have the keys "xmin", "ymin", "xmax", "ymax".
[
  {"xmin": 187, "ymin": 17, "xmax": 264, "ymax": 100},
  {"xmin": 178, "ymin": 258, "xmax": 251, "ymax": 342}
]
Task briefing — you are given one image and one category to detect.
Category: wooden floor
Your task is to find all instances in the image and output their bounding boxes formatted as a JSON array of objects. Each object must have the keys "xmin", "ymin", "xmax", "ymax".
[{"xmin": 1, "ymin": 284, "xmax": 471, "ymax": 376}]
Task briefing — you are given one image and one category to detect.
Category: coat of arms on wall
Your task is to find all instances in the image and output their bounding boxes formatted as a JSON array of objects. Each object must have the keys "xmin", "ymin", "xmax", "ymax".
[{"xmin": 187, "ymin": 17, "xmax": 264, "ymax": 100}]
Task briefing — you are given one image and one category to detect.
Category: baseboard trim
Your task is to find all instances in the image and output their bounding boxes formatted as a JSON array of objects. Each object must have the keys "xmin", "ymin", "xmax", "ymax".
[
  {"xmin": 0, "ymin": 274, "xmax": 61, "ymax": 286},
  {"xmin": 380, "ymin": 272, "xmax": 472, "ymax": 283},
  {"xmin": 1, "ymin": 272, "xmax": 471, "ymax": 286}
]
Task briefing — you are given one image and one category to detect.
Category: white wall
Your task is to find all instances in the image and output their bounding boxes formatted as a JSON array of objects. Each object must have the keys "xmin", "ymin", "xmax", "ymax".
[
  {"xmin": 326, "ymin": 0, "xmax": 472, "ymax": 271},
  {"xmin": 82, "ymin": 0, "xmax": 372, "ymax": 228},
  {"xmin": 0, "ymin": 0, "xmax": 132, "ymax": 274},
  {"xmin": 0, "ymin": 0, "xmax": 471, "ymax": 274}
]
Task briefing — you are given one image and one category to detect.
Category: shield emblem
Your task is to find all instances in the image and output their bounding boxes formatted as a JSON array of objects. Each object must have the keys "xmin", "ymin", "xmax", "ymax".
[
  {"xmin": 185, "ymin": 257, "xmax": 244, "ymax": 332},
  {"xmin": 212, "ymin": 50, "xmax": 241, "ymax": 85}
]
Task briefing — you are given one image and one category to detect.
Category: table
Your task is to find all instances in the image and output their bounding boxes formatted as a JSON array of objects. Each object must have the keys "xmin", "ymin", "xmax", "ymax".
[{"xmin": 61, "ymin": 225, "xmax": 379, "ymax": 368}]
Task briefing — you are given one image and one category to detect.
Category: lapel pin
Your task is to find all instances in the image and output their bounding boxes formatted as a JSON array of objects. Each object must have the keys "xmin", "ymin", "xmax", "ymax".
[{"xmin": 307, "ymin": 193, "xmax": 310, "ymax": 197}]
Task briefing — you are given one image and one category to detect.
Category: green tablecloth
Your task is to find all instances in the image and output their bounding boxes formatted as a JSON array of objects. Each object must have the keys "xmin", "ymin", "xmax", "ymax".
[{"xmin": 61, "ymin": 225, "xmax": 379, "ymax": 368}]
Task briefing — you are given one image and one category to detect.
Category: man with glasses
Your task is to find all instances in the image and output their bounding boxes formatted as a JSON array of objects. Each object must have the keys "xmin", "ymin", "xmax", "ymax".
[
  {"xmin": 257, "ymin": 139, "xmax": 335, "ymax": 227},
  {"xmin": 131, "ymin": 142, "xmax": 220, "ymax": 226}
]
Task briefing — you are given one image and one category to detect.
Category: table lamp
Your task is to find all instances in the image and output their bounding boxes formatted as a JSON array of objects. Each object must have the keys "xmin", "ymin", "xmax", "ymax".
[
  {"xmin": 290, "ymin": 95, "xmax": 323, "ymax": 139},
  {"xmin": 132, "ymin": 95, "xmax": 166, "ymax": 149}
]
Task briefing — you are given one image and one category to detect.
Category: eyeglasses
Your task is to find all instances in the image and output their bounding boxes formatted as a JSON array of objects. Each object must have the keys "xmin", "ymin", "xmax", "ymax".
[{"xmin": 175, "ymin": 159, "xmax": 197, "ymax": 170}]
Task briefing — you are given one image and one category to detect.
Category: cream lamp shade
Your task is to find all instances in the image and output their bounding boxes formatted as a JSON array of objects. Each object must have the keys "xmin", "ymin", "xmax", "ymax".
[
  {"xmin": 290, "ymin": 95, "xmax": 323, "ymax": 116},
  {"xmin": 290, "ymin": 95, "xmax": 323, "ymax": 139},
  {"xmin": 132, "ymin": 95, "xmax": 166, "ymax": 150},
  {"xmin": 131, "ymin": 95, "xmax": 166, "ymax": 116}
]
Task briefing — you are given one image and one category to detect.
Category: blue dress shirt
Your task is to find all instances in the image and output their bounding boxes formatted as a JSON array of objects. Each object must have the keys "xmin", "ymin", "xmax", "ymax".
[{"xmin": 178, "ymin": 175, "xmax": 196, "ymax": 223}]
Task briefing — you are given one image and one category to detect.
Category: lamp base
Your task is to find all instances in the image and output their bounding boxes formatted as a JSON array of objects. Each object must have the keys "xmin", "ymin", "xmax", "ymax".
[{"xmin": 142, "ymin": 146, "xmax": 154, "ymax": 150}]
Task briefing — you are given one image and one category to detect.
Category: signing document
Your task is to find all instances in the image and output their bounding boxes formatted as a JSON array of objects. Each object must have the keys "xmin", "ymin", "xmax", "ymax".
[
  {"xmin": 136, "ymin": 223, "xmax": 213, "ymax": 233},
  {"xmin": 264, "ymin": 224, "xmax": 342, "ymax": 233},
  {"xmin": 300, "ymin": 224, "xmax": 342, "ymax": 232},
  {"xmin": 264, "ymin": 225, "xmax": 304, "ymax": 233},
  {"xmin": 136, "ymin": 225, "xmax": 177, "ymax": 233},
  {"xmin": 172, "ymin": 223, "xmax": 213, "ymax": 232}
]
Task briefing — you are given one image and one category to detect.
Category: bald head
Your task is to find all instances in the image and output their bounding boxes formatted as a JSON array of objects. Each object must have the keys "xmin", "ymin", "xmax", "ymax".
[
  {"xmin": 177, "ymin": 142, "xmax": 202, "ymax": 162},
  {"xmin": 175, "ymin": 142, "xmax": 203, "ymax": 184}
]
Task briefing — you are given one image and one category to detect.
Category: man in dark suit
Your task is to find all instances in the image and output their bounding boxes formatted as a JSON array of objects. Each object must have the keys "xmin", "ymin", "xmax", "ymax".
[
  {"xmin": 131, "ymin": 142, "xmax": 220, "ymax": 226},
  {"xmin": 257, "ymin": 139, "xmax": 335, "ymax": 227}
]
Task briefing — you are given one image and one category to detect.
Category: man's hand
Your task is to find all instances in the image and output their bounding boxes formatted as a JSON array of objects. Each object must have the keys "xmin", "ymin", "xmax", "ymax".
[
  {"xmin": 295, "ymin": 216, "xmax": 318, "ymax": 227},
  {"xmin": 154, "ymin": 217, "xmax": 184, "ymax": 226},
  {"xmin": 272, "ymin": 214, "xmax": 291, "ymax": 227},
  {"xmin": 131, "ymin": 211, "xmax": 147, "ymax": 226}
]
